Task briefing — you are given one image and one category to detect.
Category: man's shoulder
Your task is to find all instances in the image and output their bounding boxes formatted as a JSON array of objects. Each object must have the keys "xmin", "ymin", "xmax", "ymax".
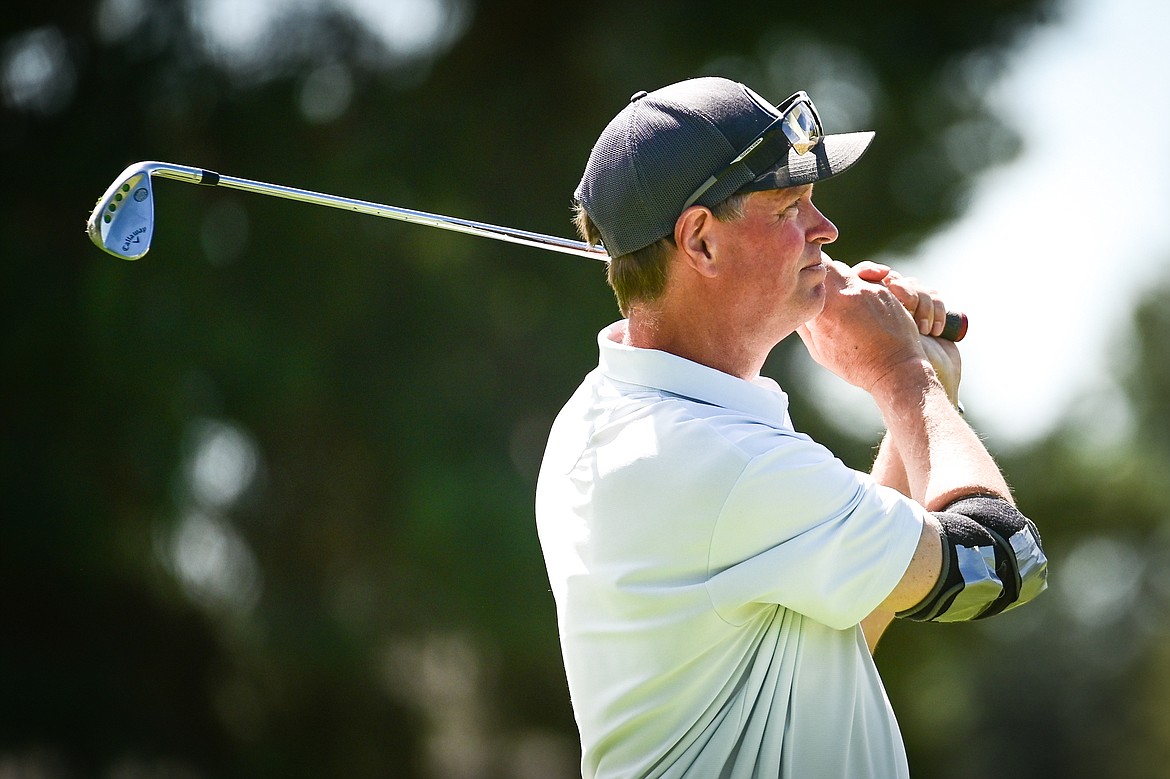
[{"xmin": 574, "ymin": 374, "xmax": 811, "ymax": 459}]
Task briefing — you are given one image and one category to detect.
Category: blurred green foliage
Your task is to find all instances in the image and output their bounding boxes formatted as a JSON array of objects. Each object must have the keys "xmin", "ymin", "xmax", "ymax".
[{"xmin": 10, "ymin": 1, "xmax": 1170, "ymax": 777}]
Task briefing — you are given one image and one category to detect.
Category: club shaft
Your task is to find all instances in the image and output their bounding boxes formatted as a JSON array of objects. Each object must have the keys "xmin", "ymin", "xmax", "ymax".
[
  {"xmin": 89, "ymin": 161, "xmax": 968, "ymax": 341},
  {"xmin": 150, "ymin": 162, "xmax": 609, "ymax": 261}
]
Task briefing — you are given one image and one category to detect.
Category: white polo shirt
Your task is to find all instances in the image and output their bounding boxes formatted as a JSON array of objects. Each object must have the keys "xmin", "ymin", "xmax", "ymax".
[{"xmin": 535, "ymin": 321, "xmax": 929, "ymax": 778}]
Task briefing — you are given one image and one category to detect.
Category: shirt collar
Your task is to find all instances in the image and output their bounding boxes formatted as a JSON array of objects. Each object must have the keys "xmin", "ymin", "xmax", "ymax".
[{"xmin": 596, "ymin": 320, "xmax": 792, "ymax": 425}]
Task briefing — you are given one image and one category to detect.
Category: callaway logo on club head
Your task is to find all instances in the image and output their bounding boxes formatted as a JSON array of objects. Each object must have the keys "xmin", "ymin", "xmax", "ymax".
[{"xmin": 121, "ymin": 227, "xmax": 147, "ymax": 253}]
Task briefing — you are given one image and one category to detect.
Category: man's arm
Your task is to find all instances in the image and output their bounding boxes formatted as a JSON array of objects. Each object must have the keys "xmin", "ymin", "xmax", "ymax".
[
  {"xmin": 871, "ymin": 434, "xmax": 910, "ymax": 497},
  {"xmin": 860, "ymin": 286, "xmax": 986, "ymax": 649},
  {"xmin": 861, "ymin": 435, "xmax": 915, "ymax": 650},
  {"xmin": 799, "ymin": 261, "xmax": 1038, "ymax": 650},
  {"xmin": 799, "ymin": 262, "xmax": 1013, "ymax": 511},
  {"xmin": 869, "ymin": 346, "xmax": 1012, "ymax": 511}
]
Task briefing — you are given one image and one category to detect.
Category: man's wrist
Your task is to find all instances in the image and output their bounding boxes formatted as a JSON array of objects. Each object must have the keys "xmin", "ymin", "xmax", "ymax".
[{"xmin": 869, "ymin": 358, "xmax": 940, "ymax": 409}]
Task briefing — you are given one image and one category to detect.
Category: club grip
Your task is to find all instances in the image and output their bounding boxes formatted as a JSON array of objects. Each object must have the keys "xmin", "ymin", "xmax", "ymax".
[{"xmin": 941, "ymin": 311, "xmax": 968, "ymax": 342}]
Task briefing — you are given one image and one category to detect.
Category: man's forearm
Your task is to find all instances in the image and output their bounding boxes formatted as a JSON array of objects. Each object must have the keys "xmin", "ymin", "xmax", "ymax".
[
  {"xmin": 871, "ymin": 359, "xmax": 1012, "ymax": 511},
  {"xmin": 871, "ymin": 433, "xmax": 910, "ymax": 497}
]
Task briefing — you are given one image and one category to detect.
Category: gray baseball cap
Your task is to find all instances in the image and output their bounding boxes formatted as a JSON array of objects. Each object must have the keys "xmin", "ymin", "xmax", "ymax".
[{"xmin": 574, "ymin": 76, "xmax": 875, "ymax": 258}]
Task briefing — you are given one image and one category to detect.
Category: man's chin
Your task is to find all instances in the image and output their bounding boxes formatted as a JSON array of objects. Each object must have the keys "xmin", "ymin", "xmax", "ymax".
[{"xmin": 803, "ymin": 284, "xmax": 829, "ymax": 322}]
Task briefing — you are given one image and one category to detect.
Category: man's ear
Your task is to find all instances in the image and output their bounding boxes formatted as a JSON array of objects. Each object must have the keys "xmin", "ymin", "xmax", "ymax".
[{"xmin": 674, "ymin": 206, "xmax": 719, "ymax": 278}]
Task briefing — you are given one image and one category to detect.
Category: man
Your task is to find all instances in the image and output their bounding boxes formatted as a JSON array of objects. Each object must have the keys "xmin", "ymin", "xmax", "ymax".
[{"xmin": 535, "ymin": 77, "xmax": 1047, "ymax": 778}]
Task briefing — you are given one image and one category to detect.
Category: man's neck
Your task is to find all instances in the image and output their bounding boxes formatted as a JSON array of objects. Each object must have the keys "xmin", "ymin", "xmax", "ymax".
[{"xmin": 625, "ymin": 308, "xmax": 767, "ymax": 381}]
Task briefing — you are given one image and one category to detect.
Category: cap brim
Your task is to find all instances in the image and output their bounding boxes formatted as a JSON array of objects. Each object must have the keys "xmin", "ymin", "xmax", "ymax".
[{"xmin": 740, "ymin": 130, "xmax": 875, "ymax": 193}]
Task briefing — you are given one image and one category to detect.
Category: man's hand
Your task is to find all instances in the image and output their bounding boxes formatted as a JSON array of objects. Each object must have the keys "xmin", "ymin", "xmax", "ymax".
[
  {"xmin": 854, "ymin": 261, "xmax": 947, "ymax": 338},
  {"xmin": 853, "ymin": 261, "xmax": 962, "ymax": 405},
  {"xmin": 797, "ymin": 259, "xmax": 959, "ymax": 400}
]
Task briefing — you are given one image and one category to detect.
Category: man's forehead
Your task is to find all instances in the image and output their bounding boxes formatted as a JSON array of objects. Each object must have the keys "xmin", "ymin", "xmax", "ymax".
[{"xmin": 750, "ymin": 184, "xmax": 814, "ymax": 204}]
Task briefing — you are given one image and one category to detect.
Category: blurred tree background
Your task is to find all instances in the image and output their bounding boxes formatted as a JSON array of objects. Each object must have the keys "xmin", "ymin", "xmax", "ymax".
[{"xmin": 5, "ymin": 0, "xmax": 1170, "ymax": 777}]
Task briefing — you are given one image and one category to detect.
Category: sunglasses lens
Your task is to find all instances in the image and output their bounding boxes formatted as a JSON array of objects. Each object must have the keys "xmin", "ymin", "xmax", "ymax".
[{"xmin": 781, "ymin": 102, "xmax": 821, "ymax": 155}]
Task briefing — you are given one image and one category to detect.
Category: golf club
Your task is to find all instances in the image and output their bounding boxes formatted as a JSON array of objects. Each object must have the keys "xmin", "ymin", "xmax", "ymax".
[{"xmin": 86, "ymin": 160, "xmax": 968, "ymax": 341}]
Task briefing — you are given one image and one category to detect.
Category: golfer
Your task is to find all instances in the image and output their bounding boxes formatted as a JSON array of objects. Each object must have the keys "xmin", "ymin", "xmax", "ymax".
[{"xmin": 535, "ymin": 77, "xmax": 1047, "ymax": 778}]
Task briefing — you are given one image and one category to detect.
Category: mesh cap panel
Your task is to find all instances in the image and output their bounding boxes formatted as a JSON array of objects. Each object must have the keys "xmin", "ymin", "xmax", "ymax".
[{"xmin": 573, "ymin": 77, "xmax": 874, "ymax": 258}]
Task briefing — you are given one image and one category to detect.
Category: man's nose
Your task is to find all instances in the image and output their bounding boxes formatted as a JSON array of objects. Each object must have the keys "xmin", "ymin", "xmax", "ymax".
[{"xmin": 809, "ymin": 204, "xmax": 838, "ymax": 245}]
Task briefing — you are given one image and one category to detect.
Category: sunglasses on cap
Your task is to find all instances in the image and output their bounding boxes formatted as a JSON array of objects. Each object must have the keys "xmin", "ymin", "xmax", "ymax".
[{"xmin": 681, "ymin": 91, "xmax": 823, "ymax": 210}]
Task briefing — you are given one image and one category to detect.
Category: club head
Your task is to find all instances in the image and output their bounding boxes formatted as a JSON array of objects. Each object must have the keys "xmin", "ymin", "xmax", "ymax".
[{"xmin": 87, "ymin": 162, "xmax": 156, "ymax": 260}]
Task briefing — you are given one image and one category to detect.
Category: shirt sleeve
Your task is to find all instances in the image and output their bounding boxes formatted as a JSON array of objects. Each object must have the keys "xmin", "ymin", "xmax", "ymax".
[{"xmin": 705, "ymin": 431, "xmax": 927, "ymax": 630}]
